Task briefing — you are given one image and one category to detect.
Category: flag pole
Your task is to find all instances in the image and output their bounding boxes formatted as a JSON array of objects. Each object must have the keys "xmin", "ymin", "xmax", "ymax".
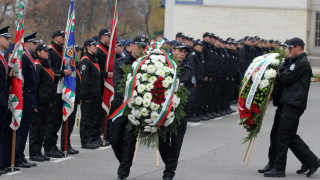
[
  {"xmin": 103, "ymin": 114, "xmax": 108, "ymax": 146},
  {"xmin": 11, "ymin": 130, "xmax": 16, "ymax": 172},
  {"xmin": 64, "ymin": 118, "xmax": 69, "ymax": 157}
]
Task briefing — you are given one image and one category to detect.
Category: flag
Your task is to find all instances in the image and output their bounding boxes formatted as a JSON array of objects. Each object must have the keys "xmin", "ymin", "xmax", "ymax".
[
  {"xmin": 8, "ymin": 0, "xmax": 25, "ymax": 130},
  {"xmin": 62, "ymin": 0, "xmax": 76, "ymax": 121},
  {"xmin": 102, "ymin": 0, "xmax": 118, "ymax": 115}
]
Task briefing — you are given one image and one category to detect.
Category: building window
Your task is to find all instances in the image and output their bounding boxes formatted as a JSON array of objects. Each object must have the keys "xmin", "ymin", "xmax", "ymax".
[{"xmin": 315, "ymin": 12, "xmax": 320, "ymax": 47}]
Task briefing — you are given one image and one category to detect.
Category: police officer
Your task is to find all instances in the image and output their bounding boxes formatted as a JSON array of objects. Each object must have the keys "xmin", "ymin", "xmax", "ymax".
[
  {"xmin": 122, "ymin": 39, "xmax": 132, "ymax": 58},
  {"xmin": 238, "ymin": 36, "xmax": 252, "ymax": 79},
  {"xmin": 80, "ymin": 39, "xmax": 101, "ymax": 149},
  {"xmin": 15, "ymin": 32, "xmax": 39, "ymax": 168},
  {"xmin": 187, "ymin": 39, "xmax": 205, "ymax": 122},
  {"xmin": 29, "ymin": 44, "xmax": 53, "ymax": 162},
  {"xmin": 0, "ymin": 26, "xmax": 13, "ymax": 174},
  {"xmin": 96, "ymin": 29, "xmax": 113, "ymax": 147},
  {"xmin": 159, "ymin": 42, "xmax": 192, "ymax": 180},
  {"xmin": 115, "ymin": 40, "xmax": 125, "ymax": 59},
  {"xmin": 110, "ymin": 34, "xmax": 148, "ymax": 180},
  {"xmin": 260, "ymin": 38, "xmax": 320, "ymax": 178},
  {"xmin": 44, "ymin": 30, "xmax": 72, "ymax": 158}
]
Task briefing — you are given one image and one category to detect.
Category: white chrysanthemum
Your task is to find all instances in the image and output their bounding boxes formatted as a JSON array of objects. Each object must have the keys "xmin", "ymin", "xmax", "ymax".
[
  {"xmin": 136, "ymin": 80, "xmax": 140, "ymax": 86},
  {"xmin": 132, "ymin": 90, "xmax": 138, "ymax": 97},
  {"xmin": 149, "ymin": 76, "xmax": 157, "ymax": 84},
  {"xmin": 135, "ymin": 96, "xmax": 143, "ymax": 106},
  {"xmin": 165, "ymin": 90, "xmax": 170, "ymax": 97},
  {"xmin": 137, "ymin": 84, "xmax": 146, "ymax": 94},
  {"xmin": 165, "ymin": 76, "xmax": 173, "ymax": 84},
  {"xmin": 172, "ymin": 95, "xmax": 180, "ymax": 108},
  {"xmin": 147, "ymin": 65, "xmax": 156, "ymax": 74},
  {"xmin": 162, "ymin": 80, "xmax": 170, "ymax": 88},
  {"xmin": 144, "ymin": 125, "xmax": 152, "ymax": 132},
  {"xmin": 145, "ymin": 60, "xmax": 150, "ymax": 64},
  {"xmin": 264, "ymin": 69, "xmax": 277, "ymax": 79},
  {"xmin": 270, "ymin": 59, "xmax": 280, "ymax": 66},
  {"xmin": 141, "ymin": 108, "xmax": 149, "ymax": 117},
  {"xmin": 167, "ymin": 111, "xmax": 174, "ymax": 119},
  {"xmin": 136, "ymin": 73, "xmax": 141, "ymax": 80},
  {"xmin": 150, "ymin": 102, "xmax": 160, "ymax": 111},
  {"xmin": 163, "ymin": 66, "xmax": 170, "ymax": 73},
  {"xmin": 134, "ymin": 109, "xmax": 141, "ymax": 118},
  {"xmin": 143, "ymin": 99, "xmax": 151, "ymax": 107},
  {"xmin": 141, "ymin": 73, "xmax": 148, "ymax": 82},
  {"xmin": 164, "ymin": 117, "xmax": 174, "ymax": 127},
  {"xmin": 156, "ymin": 69, "xmax": 165, "ymax": 78},
  {"xmin": 150, "ymin": 127, "xmax": 157, "ymax": 133},
  {"xmin": 128, "ymin": 98, "xmax": 134, "ymax": 108},
  {"xmin": 151, "ymin": 58, "xmax": 159, "ymax": 64},
  {"xmin": 259, "ymin": 79, "xmax": 270, "ymax": 89},
  {"xmin": 146, "ymin": 83, "xmax": 154, "ymax": 91},
  {"xmin": 144, "ymin": 118, "xmax": 153, "ymax": 123},
  {"xmin": 127, "ymin": 73, "xmax": 132, "ymax": 80},
  {"xmin": 160, "ymin": 56, "xmax": 166, "ymax": 63},
  {"xmin": 155, "ymin": 61, "xmax": 164, "ymax": 70},
  {"xmin": 131, "ymin": 119, "xmax": 140, "ymax": 126},
  {"xmin": 143, "ymin": 93, "xmax": 152, "ymax": 101},
  {"xmin": 175, "ymin": 79, "xmax": 179, "ymax": 92},
  {"xmin": 141, "ymin": 64, "xmax": 148, "ymax": 71},
  {"xmin": 151, "ymin": 111, "xmax": 159, "ymax": 120},
  {"xmin": 128, "ymin": 114, "xmax": 135, "ymax": 121},
  {"xmin": 132, "ymin": 61, "xmax": 138, "ymax": 69},
  {"xmin": 170, "ymin": 68, "xmax": 175, "ymax": 74}
]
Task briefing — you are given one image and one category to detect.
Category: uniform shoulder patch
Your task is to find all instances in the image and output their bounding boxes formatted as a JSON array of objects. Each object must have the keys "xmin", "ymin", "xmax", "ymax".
[
  {"xmin": 81, "ymin": 65, "xmax": 86, "ymax": 70},
  {"xmin": 289, "ymin": 64, "xmax": 295, "ymax": 71},
  {"xmin": 191, "ymin": 52, "xmax": 195, "ymax": 55}
]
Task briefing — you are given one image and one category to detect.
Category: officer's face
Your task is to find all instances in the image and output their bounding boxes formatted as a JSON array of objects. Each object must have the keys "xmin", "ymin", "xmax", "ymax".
[
  {"xmin": 284, "ymin": 47, "xmax": 291, "ymax": 59},
  {"xmin": 37, "ymin": 50, "xmax": 49, "ymax": 60},
  {"xmin": 26, "ymin": 42, "xmax": 38, "ymax": 54},
  {"xmin": 57, "ymin": 35, "xmax": 65, "ymax": 46},
  {"xmin": 87, "ymin": 44, "xmax": 97, "ymax": 54},
  {"xmin": 102, "ymin": 35, "xmax": 111, "ymax": 46},
  {"xmin": 0, "ymin": 36, "xmax": 11, "ymax": 50},
  {"xmin": 115, "ymin": 44, "xmax": 124, "ymax": 54},
  {"xmin": 131, "ymin": 44, "xmax": 145, "ymax": 58},
  {"xmin": 173, "ymin": 48, "xmax": 187, "ymax": 61}
]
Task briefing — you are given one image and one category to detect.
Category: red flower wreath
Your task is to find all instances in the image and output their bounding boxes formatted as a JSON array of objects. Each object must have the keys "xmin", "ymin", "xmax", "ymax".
[{"xmin": 151, "ymin": 77, "xmax": 165, "ymax": 104}]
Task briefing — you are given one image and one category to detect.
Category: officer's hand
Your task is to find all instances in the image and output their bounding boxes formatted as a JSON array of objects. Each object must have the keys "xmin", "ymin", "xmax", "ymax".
[
  {"xmin": 108, "ymin": 72, "xmax": 113, "ymax": 78},
  {"xmin": 209, "ymin": 77, "xmax": 213, "ymax": 81},
  {"xmin": 232, "ymin": 78, "xmax": 235, "ymax": 81},
  {"xmin": 64, "ymin": 69, "xmax": 72, "ymax": 76},
  {"xmin": 226, "ymin": 77, "xmax": 229, "ymax": 80},
  {"xmin": 194, "ymin": 84, "xmax": 196, "ymax": 88},
  {"xmin": 9, "ymin": 68, "xmax": 14, "ymax": 77},
  {"xmin": 204, "ymin": 77, "xmax": 208, "ymax": 82},
  {"xmin": 34, "ymin": 109, "xmax": 38, "ymax": 113},
  {"xmin": 79, "ymin": 100, "xmax": 82, "ymax": 105}
]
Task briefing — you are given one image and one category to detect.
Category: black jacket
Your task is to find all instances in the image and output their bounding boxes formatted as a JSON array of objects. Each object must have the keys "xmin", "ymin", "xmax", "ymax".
[
  {"xmin": 238, "ymin": 44, "xmax": 252, "ymax": 75},
  {"xmin": 22, "ymin": 51, "xmax": 37, "ymax": 108},
  {"xmin": 178, "ymin": 60, "xmax": 194, "ymax": 88},
  {"xmin": 75, "ymin": 61, "xmax": 82, "ymax": 103},
  {"xmin": 228, "ymin": 49, "xmax": 238, "ymax": 78},
  {"xmin": 187, "ymin": 50, "xmax": 205, "ymax": 83},
  {"xmin": 35, "ymin": 58, "xmax": 54, "ymax": 105},
  {"xmin": 96, "ymin": 41, "xmax": 109, "ymax": 78},
  {"xmin": 214, "ymin": 48, "xmax": 227, "ymax": 77},
  {"xmin": 48, "ymin": 41, "xmax": 64, "ymax": 91},
  {"xmin": 277, "ymin": 53, "xmax": 312, "ymax": 110},
  {"xmin": 112, "ymin": 53, "xmax": 136, "ymax": 109},
  {"xmin": 80, "ymin": 52, "xmax": 101, "ymax": 100},
  {"xmin": 202, "ymin": 41, "xmax": 215, "ymax": 77},
  {"xmin": 0, "ymin": 53, "xmax": 9, "ymax": 107}
]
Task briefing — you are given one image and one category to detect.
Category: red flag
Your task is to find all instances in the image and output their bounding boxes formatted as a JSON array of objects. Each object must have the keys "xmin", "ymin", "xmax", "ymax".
[{"xmin": 102, "ymin": 0, "xmax": 118, "ymax": 115}]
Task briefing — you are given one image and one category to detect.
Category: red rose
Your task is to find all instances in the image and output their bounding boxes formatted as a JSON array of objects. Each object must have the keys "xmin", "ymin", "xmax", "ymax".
[
  {"xmin": 239, "ymin": 98, "xmax": 246, "ymax": 108},
  {"xmin": 151, "ymin": 89, "xmax": 156, "ymax": 95},
  {"xmin": 251, "ymin": 103, "xmax": 260, "ymax": 114},
  {"xmin": 157, "ymin": 89, "xmax": 162, "ymax": 94},
  {"xmin": 158, "ymin": 77, "xmax": 164, "ymax": 81},
  {"xmin": 240, "ymin": 108, "xmax": 251, "ymax": 119}
]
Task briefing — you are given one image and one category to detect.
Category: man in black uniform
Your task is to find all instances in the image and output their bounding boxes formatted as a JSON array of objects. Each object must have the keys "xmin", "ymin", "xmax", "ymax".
[
  {"xmin": 238, "ymin": 36, "xmax": 252, "ymax": 79},
  {"xmin": 110, "ymin": 34, "xmax": 148, "ymax": 180},
  {"xmin": 115, "ymin": 40, "xmax": 125, "ymax": 59},
  {"xmin": 15, "ymin": 33, "xmax": 39, "ymax": 168},
  {"xmin": 44, "ymin": 30, "xmax": 72, "ymax": 158},
  {"xmin": 187, "ymin": 39, "xmax": 205, "ymax": 122},
  {"xmin": 159, "ymin": 42, "xmax": 193, "ymax": 180},
  {"xmin": 80, "ymin": 39, "xmax": 101, "ymax": 149},
  {"xmin": 96, "ymin": 29, "xmax": 113, "ymax": 147},
  {"xmin": 260, "ymin": 38, "xmax": 320, "ymax": 177},
  {"xmin": 0, "ymin": 26, "xmax": 13, "ymax": 174}
]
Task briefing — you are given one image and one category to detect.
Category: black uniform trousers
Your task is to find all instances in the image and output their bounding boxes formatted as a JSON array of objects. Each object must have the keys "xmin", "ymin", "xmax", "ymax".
[
  {"xmin": 0, "ymin": 106, "xmax": 12, "ymax": 168},
  {"xmin": 29, "ymin": 104, "xmax": 50, "ymax": 156},
  {"xmin": 225, "ymin": 79, "xmax": 233, "ymax": 109},
  {"xmin": 159, "ymin": 119, "xmax": 187, "ymax": 178},
  {"xmin": 61, "ymin": 104, "xmax": 77, "ymax": 150},
  {"xmin": 44, "ymin": 94, "xmax": 63, "ymax": 152},
  {"xmin": 16, "ymin": 107, "xmax": 33, "ymax": 163},
  {"xmin": 80, "ymin": 97, "xmax": 101, "ymax": 145},
  {"xmin": 194, "ymin": 82, "xmax": 206, "ymax": 116},
  {"xmin": 268, "ymin": 105, "xmax": 318, "ymax": 170},
  {"xmin": 110, "ymin": 116, "xmax": 137, "ymax": 178},
  {"xmin": 185, "ymin": 86, "xmax": 195, "ymax": 117},
  {"xmin": 204, "ymin": 80, "xmax": 214, "ymax": 114},
  {"xmin": 213, "ymin": 77, "xmax": 226, "ymax": 113}
]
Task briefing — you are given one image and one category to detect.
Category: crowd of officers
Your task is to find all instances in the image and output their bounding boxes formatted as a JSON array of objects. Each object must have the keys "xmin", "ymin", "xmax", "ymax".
[{"xmin": 0, "ymin": 24, "xmax": 282, "ymax": 179}]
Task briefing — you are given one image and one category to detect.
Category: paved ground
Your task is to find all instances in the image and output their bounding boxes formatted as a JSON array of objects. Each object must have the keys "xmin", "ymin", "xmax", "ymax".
[{"xmin": 2, "ymin": 83, "xmax": 320, "ymax": 180}]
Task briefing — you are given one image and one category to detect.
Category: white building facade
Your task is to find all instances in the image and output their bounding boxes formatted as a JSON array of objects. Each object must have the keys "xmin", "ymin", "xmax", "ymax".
[{"xmin": 164, "ymin": 0, "xmax": 320, "ymax": 70}]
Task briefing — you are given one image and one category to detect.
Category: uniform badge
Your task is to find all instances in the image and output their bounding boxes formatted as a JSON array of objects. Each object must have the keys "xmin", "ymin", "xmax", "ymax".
[
  {"xmin": 290, "ymin": 64, "xmax": 295, "ymax": 71},
  {"xmin": 191, "ymin": 52, "xmax": 195, "ymax": 55},
  {"xmin": 82, "ymin": 65, "xmax": 86, "ymax": 70}
]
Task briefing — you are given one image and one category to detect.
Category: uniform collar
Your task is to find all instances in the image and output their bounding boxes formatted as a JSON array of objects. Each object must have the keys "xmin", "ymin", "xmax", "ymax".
[
  {"xmin": 50, "ymin": 41, "xmax": 63, "ymax": 52},
  {"xmin": 85, "ymin": 52, "xmax": 97, "ymax": 62},
  {"xmin": 0, "ymin": 50, "xmax": 4, "ymax": 57},
  {"xmin": 291, "ymin": 52, "xmax": 307, "ymax": 62}
]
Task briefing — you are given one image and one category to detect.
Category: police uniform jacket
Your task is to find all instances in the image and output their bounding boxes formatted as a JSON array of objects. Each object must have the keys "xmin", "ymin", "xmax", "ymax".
[
  {"xmin": 75, "ymin": 61, "xmax": 82, "ymax": 103},
  {"xmin": 202, "ymin": 41, "xmax": 215, "ymax": 77},
  {"xmin": 48, "ymin": 41, "xmax": 64, "ymax": 90},
  {"xmin": 80, "ymin": 52, "xmax": 101, "ymax": 100},
  {"xmin": 0, "ymin": 53, "xmax": 9, "ymax": 107},
  {"xmin": 96, "ymin": 41, "xmax": 109, "ymax": 78},
  {"xmin": 22, "ymin": 51, "xmax": 37, "ymax": 108},
  {"xmin": 238, "ymin": 44, "xmax": 251, "ymax": 74},
  {"xmin": 112, "ymin": 53, "xmax": 136, "ymax": 109},
  {"xmin": 187, "ymin": 50, "xmax": 205, "ymax": 83},
  {"xmin": 214, "ymin": 48, "xmax": 227, "ymax": 77},
  {"xmin": 277, "ymin": 53, "xmax": 312, "ymax": 110},
  {"xmin": 178, "ymin": 60, "xmax": 194, "ymax": 88},
  {"xmin": 35, "ymin": 58, "xmax": 54, "ymax": 105}
]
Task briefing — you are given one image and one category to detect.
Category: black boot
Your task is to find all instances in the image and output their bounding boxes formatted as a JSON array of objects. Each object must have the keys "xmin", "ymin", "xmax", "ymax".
[
  {"xmin": 296, "ymin": 164, "xmax": 308, "ymax": 174},
  {"xmin": 306, "ymin": 159, "xmax": 320, "ymax": 177},
  {"xmin": 258, "ymin": 164, "xmax": 273, "ymax": 173},
  {"xmin": 264, "ymin": 168, "xmax": 285, "ymax": 177}
]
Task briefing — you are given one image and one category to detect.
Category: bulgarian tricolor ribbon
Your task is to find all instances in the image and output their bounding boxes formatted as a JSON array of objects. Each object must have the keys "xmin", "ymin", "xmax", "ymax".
[{"xmin": 109, "ymin": 37, "xmax": 178, "ymax": 127}]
